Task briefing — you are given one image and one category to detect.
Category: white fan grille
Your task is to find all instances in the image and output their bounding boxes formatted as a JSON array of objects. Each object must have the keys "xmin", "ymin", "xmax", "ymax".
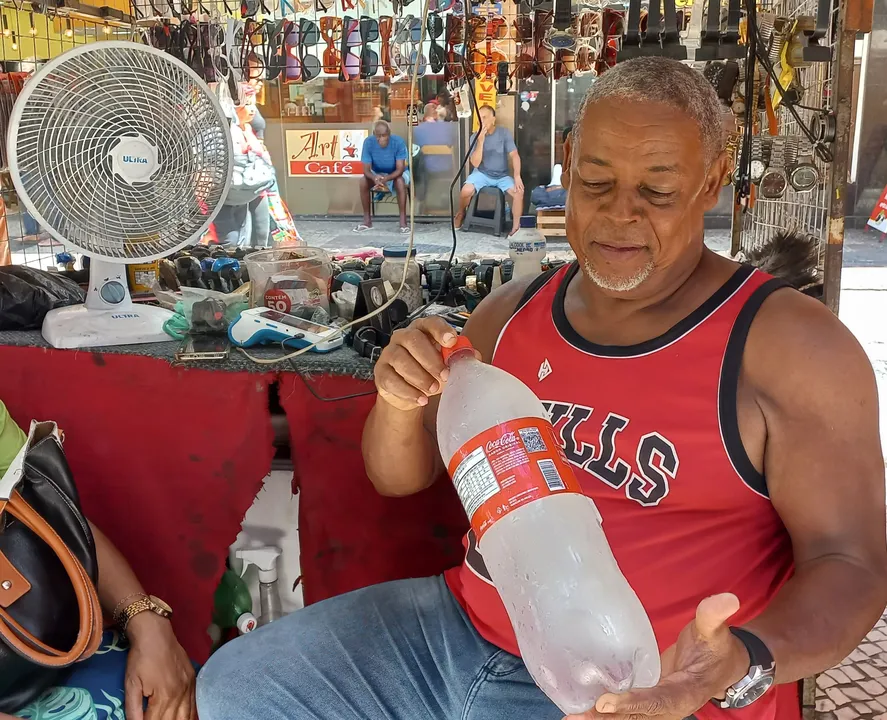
[{"xmin": 8, "ymin": 41, "xmax": 232, "ymax": 261}]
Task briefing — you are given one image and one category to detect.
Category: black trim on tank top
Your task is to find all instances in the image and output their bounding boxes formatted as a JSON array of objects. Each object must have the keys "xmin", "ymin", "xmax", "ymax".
[
  {"xmin": 513, "ymin": 267, "xmax": 560, "ymax": 315},
  {"xmin": 718, "ymin": 277, "xmax": 789, "ymax": 498},
  {"xmin": 552, "ymin": 262, "xmax": 757, "ymax": 358}
]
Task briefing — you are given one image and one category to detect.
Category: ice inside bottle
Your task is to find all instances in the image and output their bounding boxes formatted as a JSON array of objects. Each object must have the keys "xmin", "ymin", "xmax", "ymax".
[{"xmin": 437, "ymin": 336, "xmax": 661, "ymax": 714}]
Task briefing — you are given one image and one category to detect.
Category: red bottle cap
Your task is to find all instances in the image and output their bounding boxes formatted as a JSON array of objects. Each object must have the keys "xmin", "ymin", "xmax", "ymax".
[{"xmin": 440, "ymin": 335, "xmax": 474, "ymax": 365}]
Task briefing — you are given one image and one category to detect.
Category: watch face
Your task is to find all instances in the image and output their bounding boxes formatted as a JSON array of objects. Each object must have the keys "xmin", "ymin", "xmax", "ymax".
[
  {"xmin": 150, "ymin": 595, "xmax": 173, "ymax": 614},
  {"xmin": 750, "ymin": 160, "xmax": 767, "ymax": 184},
  {"xmin": 790, "ymin": 165, "xmax": 819, "ymax": 191},
  {"xmin": 734, "ymin": 675, "xmax": 775, "ymax": 707},
  {"xmin": 759, "ymin": 171, "xmax": 787, "ymax": 199}
]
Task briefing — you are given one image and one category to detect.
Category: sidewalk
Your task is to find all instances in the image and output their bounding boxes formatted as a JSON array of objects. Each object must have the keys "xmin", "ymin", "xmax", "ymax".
[{"xmin": 815, "ymin": 233, "xmax": 887, "ymax": 719}]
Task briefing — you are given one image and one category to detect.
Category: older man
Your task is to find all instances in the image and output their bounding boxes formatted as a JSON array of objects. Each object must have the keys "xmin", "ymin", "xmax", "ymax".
[
  {"xmin": 197, "ymin": 59, "xmax": 887, "ymax": 720},
  {"xmin": 354, "ymin": 120, "xmax": 410, "ymax": 233}
]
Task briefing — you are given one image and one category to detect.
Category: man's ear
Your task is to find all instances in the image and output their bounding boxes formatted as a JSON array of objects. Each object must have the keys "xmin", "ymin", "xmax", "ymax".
[
  {"xmin": 562, "ymin": 134, "xmax": 573, "ymax": 191},
  {"xmin": 701, "ymin": 152, "xmax": 729, "ymax": 211}
]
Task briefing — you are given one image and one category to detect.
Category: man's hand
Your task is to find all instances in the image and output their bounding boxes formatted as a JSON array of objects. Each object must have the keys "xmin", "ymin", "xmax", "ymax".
[
  {"xmin": 374, "ymin": 317, "xmax": 465, "ymax": 411},
  {"xmin": 373, "ymin": 174, "xmax": 387, "ymax": 190},
  {"xmin": 124, "ymin": 613, "xmax": 195, "ymax": 720},
  {"xmin": 567, "ymin": 594, "xmax": 749, "ymax": 720},
  {"xmin": 514, "ymin": 176, "xmax": 524, "ymax": 194}
]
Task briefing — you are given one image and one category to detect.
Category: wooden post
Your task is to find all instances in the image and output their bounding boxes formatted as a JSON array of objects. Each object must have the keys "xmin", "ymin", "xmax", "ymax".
[{"xmin": 823, "ymin": 2, "xmax": 857, "ymax": 314}]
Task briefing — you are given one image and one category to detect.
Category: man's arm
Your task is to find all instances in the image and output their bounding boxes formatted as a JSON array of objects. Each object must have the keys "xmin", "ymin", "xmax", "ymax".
[
  {"xmin": 510, "ymin": 149, "xmax": 523, "ymax": 192},
  {"xmin": 362, "ymin": 275, "xmax": 538, "ymax": 497},
  {"xmin": 383, "ymin": 158, "xmax": 406, "ymax": 182},
  {"xmin": 470, "ymin": 130, "xmax": 486, "ymax": 168},
  {"xmin": 362, "ymin": 162, "xmax": 381, "ymax": 184},
  {"xmin": 741, "ymin": 290, "xmax": 887, "ymax": 682},
  {"xmin": 577, "ymin": 289, "xmax": 887, "ymax": 720}
]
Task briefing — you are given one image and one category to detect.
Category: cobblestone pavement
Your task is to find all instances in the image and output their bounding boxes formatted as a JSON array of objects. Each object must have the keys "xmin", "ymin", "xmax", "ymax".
[{"xmin": 816, "ymin": 613, "xmax": 887, "ymax": 719}]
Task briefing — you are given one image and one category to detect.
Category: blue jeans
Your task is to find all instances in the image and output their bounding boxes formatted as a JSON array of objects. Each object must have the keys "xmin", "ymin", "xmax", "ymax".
[{"xmin": 196, "ymin": 575, "xmax": 562, "ymax": 720}]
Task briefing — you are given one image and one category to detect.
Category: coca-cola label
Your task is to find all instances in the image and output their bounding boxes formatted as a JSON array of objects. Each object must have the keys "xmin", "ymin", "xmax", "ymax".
[{"xmin": 447, "ymin": 417, "xmax": 583, "ymax": 540}]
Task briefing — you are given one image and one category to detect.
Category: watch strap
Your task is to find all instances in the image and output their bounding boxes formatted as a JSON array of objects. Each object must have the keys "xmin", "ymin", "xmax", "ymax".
[
  {"xmin": 730, "ymin": 627, "xmax": 775, "ymax": 673},
  {"xmin": 553, "ymin": 0, "xmax": 571, "ymax": 32}
]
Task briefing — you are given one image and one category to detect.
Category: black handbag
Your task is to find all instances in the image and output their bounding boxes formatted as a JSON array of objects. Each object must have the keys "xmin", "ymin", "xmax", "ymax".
[{"xmin": 0, "ymin": 421, "xmax": 103, "ymax": 713}]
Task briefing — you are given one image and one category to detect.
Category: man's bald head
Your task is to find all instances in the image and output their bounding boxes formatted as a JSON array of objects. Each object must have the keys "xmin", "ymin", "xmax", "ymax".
[{"xmin": 574, "ymin": 58, "xmax": 726, "ymax": 167}]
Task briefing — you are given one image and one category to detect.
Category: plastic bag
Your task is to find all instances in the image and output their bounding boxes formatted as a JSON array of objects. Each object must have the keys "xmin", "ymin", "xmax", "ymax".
[{"xmin": 0, "ymin": 267, "xmax": 85, "ymax": 330}]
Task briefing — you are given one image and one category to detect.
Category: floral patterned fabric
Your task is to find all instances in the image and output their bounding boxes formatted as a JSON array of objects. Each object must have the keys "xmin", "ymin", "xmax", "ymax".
[{"xmin": 14, "ymin": 631, "xmax": 128, "ymax": 720}]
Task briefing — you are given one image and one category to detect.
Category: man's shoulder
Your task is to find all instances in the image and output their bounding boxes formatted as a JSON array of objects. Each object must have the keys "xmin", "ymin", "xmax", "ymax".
[
  {"xmin": 744, "ymin": 283, "xmax": 872, "ymax": 397},
  {"xmin": 463, "ymin": 273, "xmax": 549, "ymax": 361}
]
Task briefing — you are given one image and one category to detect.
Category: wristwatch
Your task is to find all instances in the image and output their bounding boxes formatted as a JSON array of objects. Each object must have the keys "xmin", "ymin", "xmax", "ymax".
[
  {"xmin": 789, "ymin": 154, "xmax": 820, "ymax": 192},
  {"xmin": 759, "ymin": 137, "xmax": 788, "ymax": 200},
  {"xmin": 115, "ymin": 594, "xmax": 173, "ymax": 632},
  {"xmin": 716, "ymin": 627, "xmax": 776, "ymax": 709}
]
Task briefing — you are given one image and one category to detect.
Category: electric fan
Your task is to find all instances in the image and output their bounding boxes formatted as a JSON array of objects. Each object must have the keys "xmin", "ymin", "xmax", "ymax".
[{"xmin": 7, "ymin": 41, "xmax": 233, "ymax": 349}]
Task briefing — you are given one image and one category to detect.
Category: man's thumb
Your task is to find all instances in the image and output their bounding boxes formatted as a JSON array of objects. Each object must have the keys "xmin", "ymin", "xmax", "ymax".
[{"xmin": 695, "ymin": 593, "xmax": 740, "ymax": 640}]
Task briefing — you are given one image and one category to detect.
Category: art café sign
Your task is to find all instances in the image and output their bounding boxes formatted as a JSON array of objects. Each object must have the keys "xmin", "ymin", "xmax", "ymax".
[{"xmin": 286, "ymin": 128, "xmax": 368, "ymax": 177}]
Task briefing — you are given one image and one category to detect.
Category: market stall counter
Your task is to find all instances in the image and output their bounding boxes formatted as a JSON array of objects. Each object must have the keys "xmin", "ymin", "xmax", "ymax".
[{"xmin": 0, "ymin": 330, "xmax": 468, "ymax": 661}]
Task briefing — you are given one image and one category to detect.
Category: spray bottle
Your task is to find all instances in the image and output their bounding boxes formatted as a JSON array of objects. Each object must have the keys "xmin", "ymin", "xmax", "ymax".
[
  {"xmin": 207, "ymin": 568, "xmax": 258, "ymax": 652},
  {"xmin": 236, "ymin": 546, "xmax": 283, "ymax": 626}
]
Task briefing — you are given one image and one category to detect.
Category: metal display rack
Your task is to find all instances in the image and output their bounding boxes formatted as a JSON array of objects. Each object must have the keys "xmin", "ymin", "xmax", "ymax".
[{"xmin": 730, "ymin": 0, "xmax": 860, "ymax": 312}]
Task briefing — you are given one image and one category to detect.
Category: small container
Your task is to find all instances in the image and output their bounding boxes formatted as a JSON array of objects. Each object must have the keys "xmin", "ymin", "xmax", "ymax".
[
  {"xmin": 243, "ymin": 247, "xmax": 332, "ymax": 315},
  {"xmin": 509, "ymin": 217, "xmax": 547, "ymax": 280},
  {"xmin": 381, "ymin": 244, "xmax": 422, "ymax": 312}
]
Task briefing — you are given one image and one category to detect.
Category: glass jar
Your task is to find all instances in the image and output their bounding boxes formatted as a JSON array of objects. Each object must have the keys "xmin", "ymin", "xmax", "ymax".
[{"xmin": 381, "ymin": 245, "xmax": 422, "ymax": 312}]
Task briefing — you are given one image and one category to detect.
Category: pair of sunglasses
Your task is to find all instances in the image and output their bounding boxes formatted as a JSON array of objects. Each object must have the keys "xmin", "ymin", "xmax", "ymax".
[
  {"xmin": 284, "ymin": 18, "xmax": 321, "ymax": 83},
  {"xmin": 359, "ymin": 16, "xmax": 379, "ymax": 78},
  {"xmin": 427, "ymin": 12, "xmax": 445, "ymax": 73},
  {"xmin": 394, "ymin": 15, "xmax": 427, "ymax": 76},
  {"xmin": 380, "ymin": 15, "xmax": 394, "ymax": 78},
  {"xmin": 321, "ymin": 16, "xmax": 342, "ymax": 74},
  {"xmin": 339, "ymin": 15, "xmax": 362, "ymax": 81}
]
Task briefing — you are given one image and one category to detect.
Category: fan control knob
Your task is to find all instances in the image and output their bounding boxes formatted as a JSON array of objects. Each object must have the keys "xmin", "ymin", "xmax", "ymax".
[{"xmin": 100, "ymin": 281, "xmax": 127, "ymax": 305}]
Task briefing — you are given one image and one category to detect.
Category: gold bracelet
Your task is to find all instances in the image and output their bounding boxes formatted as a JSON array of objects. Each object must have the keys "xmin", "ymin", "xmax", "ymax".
[{"xmin": 112, "ymin": 593, "xmax": 147, "ymax": 626}]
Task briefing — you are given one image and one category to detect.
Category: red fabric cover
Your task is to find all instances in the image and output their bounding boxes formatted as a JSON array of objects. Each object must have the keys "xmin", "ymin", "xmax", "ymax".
[
  {"xmin": 278, "ymin": 373, "xmax": 467, "ymax": 604},
  {"xmin": 0, "ymin": 345, "xmax": 275, "ymax": 661}
]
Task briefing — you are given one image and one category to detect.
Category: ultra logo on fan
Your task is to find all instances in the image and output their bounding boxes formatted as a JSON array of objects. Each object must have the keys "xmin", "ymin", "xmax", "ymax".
[{"xmin": 122, "ymin": 155, "xmax": 149, "ymax": 165}]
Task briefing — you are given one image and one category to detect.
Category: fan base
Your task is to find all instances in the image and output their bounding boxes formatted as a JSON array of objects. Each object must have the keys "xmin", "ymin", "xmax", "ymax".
[{"xmin": 42, "ymin": 303, "xmax": 174, "ymax": 349}]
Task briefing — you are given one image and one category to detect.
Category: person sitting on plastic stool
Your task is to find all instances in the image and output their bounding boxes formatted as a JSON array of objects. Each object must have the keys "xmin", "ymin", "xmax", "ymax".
[
  {"xmin": 455, "ymin": 105, "xmax": 523, "ymax": 236},
  {"xmin": 354, "ymin": 121, "xmax": 410, "ymax": 234}
]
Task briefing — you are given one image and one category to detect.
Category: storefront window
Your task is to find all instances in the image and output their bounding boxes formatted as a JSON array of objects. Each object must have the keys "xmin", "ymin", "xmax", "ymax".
[{"xmin": 260, "ymin": 71, "xmax": 464, "ymax": 218}]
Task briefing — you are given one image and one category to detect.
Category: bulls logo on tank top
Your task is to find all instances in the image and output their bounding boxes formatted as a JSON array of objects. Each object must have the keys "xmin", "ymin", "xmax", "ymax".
[{"xmin": 445, "ymin": 263, "xmax": 801, "ymax": 720}]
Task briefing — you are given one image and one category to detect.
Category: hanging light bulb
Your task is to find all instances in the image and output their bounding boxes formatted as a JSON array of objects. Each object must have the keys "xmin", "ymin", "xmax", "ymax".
[
  {"xmin": 2, "ymin": 15, "xmax": 10, "ymax": 37},
  {"xmin": 102, "ymin": 22, "xmax": 111, "ymax": 34},
  {"xmin": 11, "ymin": 32, "xmax": 18, "ymax": 50},
  {"xmin": 28, "ymin": 12, "xmax": 37, "ymax": 35},
  {"xmin": 65, "ymin": 19, "xmax": 73, "ymax": 38}
]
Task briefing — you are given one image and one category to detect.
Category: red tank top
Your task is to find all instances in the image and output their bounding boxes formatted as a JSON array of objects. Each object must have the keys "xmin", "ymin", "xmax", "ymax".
[{"xmin": 445, "ymin": 263, "xmax": 799, "ymax": 720}]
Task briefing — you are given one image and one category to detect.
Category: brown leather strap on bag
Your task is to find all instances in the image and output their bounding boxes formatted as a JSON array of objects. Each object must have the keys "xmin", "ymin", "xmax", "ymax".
[{"xmin": 0, "ymin": 490, "xmax": 103, "ymax": 668}]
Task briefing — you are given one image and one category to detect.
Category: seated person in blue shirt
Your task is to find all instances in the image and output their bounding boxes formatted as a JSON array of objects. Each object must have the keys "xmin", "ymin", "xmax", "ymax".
[
  {"xmin": 455, "ymin": 105, "xmax": 523, "ymax": 236},
  {"xmin": 530, "ymin": 125, "xmax": 571, "ymax": 209},
  {"xmin": 355, "ymin": 121, "xmax": 410, "ymax": 234}
]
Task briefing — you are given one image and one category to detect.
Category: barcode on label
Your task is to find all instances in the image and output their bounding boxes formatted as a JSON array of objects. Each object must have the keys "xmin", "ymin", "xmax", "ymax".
[{"xmin": 537, "ymin": 459, "xmax": 565, "ymax": 491}]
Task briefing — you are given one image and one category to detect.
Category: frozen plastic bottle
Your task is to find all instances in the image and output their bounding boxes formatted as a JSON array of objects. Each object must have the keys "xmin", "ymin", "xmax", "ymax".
[{"xmin": 436, "ymin": 336, "xmax": 660, "ymax": 714}]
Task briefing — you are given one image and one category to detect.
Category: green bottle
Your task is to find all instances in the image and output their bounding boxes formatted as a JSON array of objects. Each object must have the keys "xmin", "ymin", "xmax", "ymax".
[{"xmin": 207, "ymin": 568, "xmax": 258, "ymax": 651}]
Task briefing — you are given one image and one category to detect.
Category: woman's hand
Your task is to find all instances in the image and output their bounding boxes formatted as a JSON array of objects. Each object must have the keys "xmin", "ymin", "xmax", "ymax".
[{"xmin": 124, "ymin": 612, "xmax": 195, "ymax": 720}]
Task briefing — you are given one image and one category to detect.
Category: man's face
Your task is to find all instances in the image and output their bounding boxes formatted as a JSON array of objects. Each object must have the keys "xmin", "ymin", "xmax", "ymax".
[
  {"xmin": 480, "ymin": 108, "xmax": 495, "ymax": 130},
  {"xmin": 562, "ymin": 99, "xmax": 727, "ymax": 295},
  {"xmin": 375, "ymin": 130, "xmax": 391, "ymax": 148}
]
